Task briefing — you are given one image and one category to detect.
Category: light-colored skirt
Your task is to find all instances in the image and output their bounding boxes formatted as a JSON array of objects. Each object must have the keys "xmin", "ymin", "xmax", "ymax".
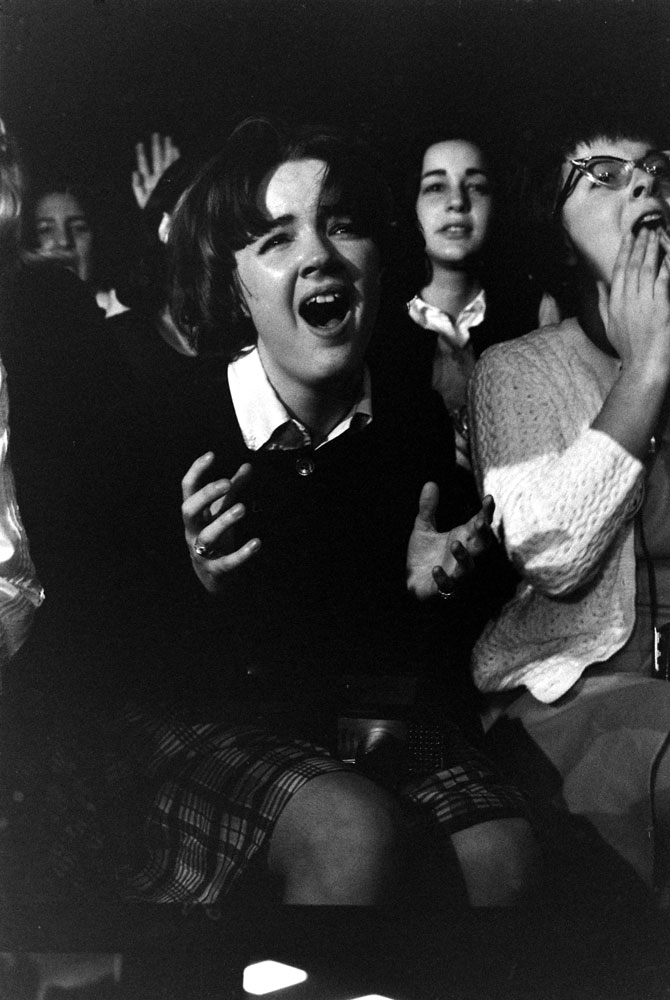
[{"xmin": 491, "ymin": 672, "xmax": 670, "ymax": 887}]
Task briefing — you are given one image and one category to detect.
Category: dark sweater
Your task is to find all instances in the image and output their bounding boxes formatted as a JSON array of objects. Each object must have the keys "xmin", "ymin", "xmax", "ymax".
[{"xmin": 94, "ymin": 366, "xmax": 484, "ymax": 734}]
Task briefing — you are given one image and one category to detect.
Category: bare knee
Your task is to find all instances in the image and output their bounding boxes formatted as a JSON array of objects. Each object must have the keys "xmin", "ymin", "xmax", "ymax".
[
  {"xmin": 268, "ymin": 771, "xmax": 404, "ymax": 905},
  {"xmin": 451, "ymin": 818, "xmax": 542, "ymax": 907}
]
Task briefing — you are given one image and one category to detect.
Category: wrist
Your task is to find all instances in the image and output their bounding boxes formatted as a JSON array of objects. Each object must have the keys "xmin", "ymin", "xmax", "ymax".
[{"xmin": 618, "ymin": 358, "xmax": 670, "ymax": 394}]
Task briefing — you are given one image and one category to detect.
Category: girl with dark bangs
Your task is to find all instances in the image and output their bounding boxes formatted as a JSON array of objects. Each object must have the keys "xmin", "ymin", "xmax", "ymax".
[{"xmin": 87, "ymin": 118, "xmax": 541, "ymax": 910}]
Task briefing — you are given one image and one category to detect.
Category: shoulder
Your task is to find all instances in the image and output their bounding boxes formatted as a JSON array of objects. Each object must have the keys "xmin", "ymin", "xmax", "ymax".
[{"xmin": 474, "ymin": 318, "xmax": 591, "ymax": 386}]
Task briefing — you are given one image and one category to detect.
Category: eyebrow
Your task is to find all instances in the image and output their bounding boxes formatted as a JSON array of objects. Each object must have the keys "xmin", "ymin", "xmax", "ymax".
[
  {"xmin": 420, "ymin": 167, "xmax": 490, "ymax": 181},
  {"xmin": 256, "ymin": 204, "xmax": 350, "ymax": 235},
  {"xmin": 260, "ymin": 213, "xmax": 294, "ymax": 229},
  {"xmin": 35, "ymin": 213, "xmax": 88, "ymax": 222}
]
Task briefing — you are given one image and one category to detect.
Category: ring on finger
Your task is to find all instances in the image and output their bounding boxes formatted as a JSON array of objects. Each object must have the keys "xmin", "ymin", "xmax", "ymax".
[
  {"xmin": 436, "ymin": 581, "xmax": 457, "ymax": 601},
  {"xmin": 193, "ymin": 540, "xmax": 210, "ymax": 559}
]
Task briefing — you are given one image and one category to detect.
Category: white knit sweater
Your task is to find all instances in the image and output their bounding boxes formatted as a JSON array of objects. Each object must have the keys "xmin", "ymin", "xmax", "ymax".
[{"xmin": 469, "ymin": 318, "xmax": 645, "ymax": 704}]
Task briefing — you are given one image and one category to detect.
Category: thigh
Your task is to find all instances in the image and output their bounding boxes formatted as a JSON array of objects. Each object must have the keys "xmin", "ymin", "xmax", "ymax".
[
  {"xmin": 124, "ymin": 712, "xmax": 352, "ymax": 907},
  {"xmin": 400, "ymin": 720, "xmax": 529, "ymax": 837}
]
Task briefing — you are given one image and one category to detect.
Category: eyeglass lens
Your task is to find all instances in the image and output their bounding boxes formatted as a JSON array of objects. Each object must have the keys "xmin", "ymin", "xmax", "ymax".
[{"xmin": 585, "ymin": 152, "xmax": 670, "ymax": 188}]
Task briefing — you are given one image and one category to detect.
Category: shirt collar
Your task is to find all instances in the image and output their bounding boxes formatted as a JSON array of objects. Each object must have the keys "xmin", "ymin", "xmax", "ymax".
[
  {"xmin": 407, "ymin": 288, "xmax": 486, "ymax": 349},
  {"xmin": 228, "ymin": 346, "xmax": 373, "ymax": 452}
]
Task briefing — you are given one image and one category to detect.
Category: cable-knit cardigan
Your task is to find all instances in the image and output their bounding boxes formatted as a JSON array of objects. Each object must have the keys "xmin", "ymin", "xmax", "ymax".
[{"xmin": 468, "ymin": 318, "xmax": 645, "ymax": 704}]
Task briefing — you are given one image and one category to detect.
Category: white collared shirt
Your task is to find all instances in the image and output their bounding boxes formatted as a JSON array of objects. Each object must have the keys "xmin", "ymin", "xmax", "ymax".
[
  {"xmin": 407, "ymin": 288, "xmax": 486, "ymax": 351},
  {"xmin": 407, "ymin": 290, "xmax": 486, "ymax": 416},
  {"xmin": 228, "ymin": 347, "xmax": 373, "ymax": 452}
]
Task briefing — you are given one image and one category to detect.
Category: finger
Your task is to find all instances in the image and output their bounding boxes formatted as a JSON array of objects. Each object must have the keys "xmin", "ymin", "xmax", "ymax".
[
  {"xmin": 432, "ymin": 564, "xmax": 458, "ymax": 597},
  {"xmin": 639, "ymin": 226, "xmax": 659, "ymax": 291},
  {"xmin": 610, "ymin": 230, "xmax": 635, "ymax": 298},
  {"xmin": 208, "ymin": 462, "xmax": 253, "ymax": 518},
  {"xmin": 450, "ymin": 538, "xmax": 473, "ymax": 573},
  {"xmin": 195, "ymin": 537, "xmax": 261, "ymax": 574},
  {"xmin": 658, "ymin": 229, "xmax": 670, "ymax": 277},
  {"xmin": 165, "ymin": 136, "xmax": 181, "ymax": 165},
  {"xmin": 151, "ymin": 132, "xmax": 162, "ymax": 173},
  {"xmin": 628, "ymin": 227, "xmax": 650, "ymax": 295},
  {"xmin": 135, "ymin": 141, "xmax": 150, "ymax": 179},
  {"xmin": 191, "ymin": 500, "xmax": 249, "ymax": 553},
  {"xmin": 480, "ymin": 494, "xmax": 495, "ymax": 524},
  {"xmin": 415, "ymin": 481, "xmax": 440, "ymax": 529},
  {"xmin": 181, "ymin": 451, "xmax": 215, "ymax": 501}
]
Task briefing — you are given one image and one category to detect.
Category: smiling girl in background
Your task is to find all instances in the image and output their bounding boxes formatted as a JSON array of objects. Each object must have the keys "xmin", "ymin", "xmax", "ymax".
[{"xmin": 468, "ymin": 114, "xmax": 670, "ymax": 900}]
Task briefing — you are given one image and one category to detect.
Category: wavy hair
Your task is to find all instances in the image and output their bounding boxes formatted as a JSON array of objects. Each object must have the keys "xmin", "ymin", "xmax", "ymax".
[{"xmin": 167, "ymin": 118, "xmax": 393, "ymax": 358}]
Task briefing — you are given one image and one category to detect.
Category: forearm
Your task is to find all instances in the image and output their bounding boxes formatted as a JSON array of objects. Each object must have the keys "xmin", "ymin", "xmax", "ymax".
[
  {"xmin": 482, "ymin": 428, "xmax": 642, "ymax": 594},
  {"xmin": 592, "ymin": 362, "xmax": 670, "ymax": 460}
]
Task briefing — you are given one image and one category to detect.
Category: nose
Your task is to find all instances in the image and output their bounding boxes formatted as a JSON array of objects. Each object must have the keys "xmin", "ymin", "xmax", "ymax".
[
  {"xmin": 445, "ymin": 183, "xmax": 469, "ymax": 212},
  {"xmin": 54, "ymin": 224, "xmax": 73, "ymax": 249},
  {"xmin": 631, "ymin": 166, "xmax": 660, "ymax": 199},
  {"xmin": 299, "ymin": 228, "xmax": 340, "ymax": 277}
]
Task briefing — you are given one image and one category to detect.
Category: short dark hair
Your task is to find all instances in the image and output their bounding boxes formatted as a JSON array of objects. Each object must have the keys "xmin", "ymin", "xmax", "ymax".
[
  {"xmin": 520, "ymin": 110, "xmax": 668, "ymax": 303},
  {"xmin": 167, "ymin": 118, "xmax": 393, "ymax": 358}
]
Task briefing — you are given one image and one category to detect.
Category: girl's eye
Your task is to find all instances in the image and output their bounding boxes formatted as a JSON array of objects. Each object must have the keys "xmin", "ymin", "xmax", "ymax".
[
  {"xmin": 259, "ymin": 232, "xmax": 290, "ymax": 253},
  {"xmin": 467, "ymin": 183, "xmax": 491, "ymax": 196},
  {"xmin": 421, "ymin": 183, "xmax": 443, "ymax": 195},
  {"xmin": 329, "ymin": 218, "xmax": 358, "ymax": 236}
]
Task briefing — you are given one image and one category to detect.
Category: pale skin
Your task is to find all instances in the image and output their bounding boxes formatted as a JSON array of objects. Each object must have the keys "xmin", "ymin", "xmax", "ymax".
[
  {"xmin": 34, "ymin": 192, "xmax": 93, "ymax": 283},
  {"xmin": 177, "ymin": 155, "xmax": 535, "ymax": 905},
  {"xmin": 560, "ymin": 138, "xmax": 670, "ymax": 459},
  {"xmin": 416, "ymin": 139, "xmax": 492, "ymax": 320},
  {"xmin": 131, "ymin": 132, "xmax": 181, "ymax": 210},
  {"xmin": 560, "ymin": 137, "xmax": 670, "ymax": 895},
  {"xmin": 181, "ymin": 453, "xmax": 495, "ymax": 599}
]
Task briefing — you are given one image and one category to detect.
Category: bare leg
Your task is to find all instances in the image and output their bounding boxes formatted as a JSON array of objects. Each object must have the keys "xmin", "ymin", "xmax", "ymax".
[
  {"xmin": 650, "ymin": 740, "xmax": 670, "ymax": 906},
  {"xmin": 451, "ymin": 818, "xmax": 542, "ymax": 906},
  {"xmin": 267, "ymin": 771, "xmax": 405, "ymax": 904}
]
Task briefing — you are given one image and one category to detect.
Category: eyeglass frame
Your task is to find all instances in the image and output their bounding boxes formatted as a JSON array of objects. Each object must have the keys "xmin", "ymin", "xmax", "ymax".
[{"xmin": 552, "ymin": 149, "xmax": 670, "ymax": 221}]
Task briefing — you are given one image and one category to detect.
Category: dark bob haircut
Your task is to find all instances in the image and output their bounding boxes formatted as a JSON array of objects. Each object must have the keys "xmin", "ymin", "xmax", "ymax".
[
  {"xmin": 168, "ymin": 117, "xmax": 393, "ymax": 358},
  {"xmin": 519, "ymin": 109, "xmax": 668, "ymax": 306}
]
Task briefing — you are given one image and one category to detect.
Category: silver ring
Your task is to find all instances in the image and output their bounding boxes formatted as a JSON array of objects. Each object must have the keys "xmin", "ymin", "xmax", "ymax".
[{"xmin": 193, "ymin": 540, "xmax": 209, "ymax": 559}]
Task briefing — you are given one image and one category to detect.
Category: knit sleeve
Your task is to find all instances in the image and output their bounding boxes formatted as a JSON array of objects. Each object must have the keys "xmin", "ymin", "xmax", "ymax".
[{"xmin": 469, "ymin": 336, "xmax": 643, "ymax": 597}]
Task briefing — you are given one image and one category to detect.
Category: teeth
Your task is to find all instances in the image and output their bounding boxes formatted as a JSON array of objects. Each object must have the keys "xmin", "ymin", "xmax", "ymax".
[
  {"xmin": 299, "ymin": 289, "xmax": 349, "ymax": 328},
  {"xmin": 308, "ymin": 292, "xmax": 342, "ymax": 304},
  {"xmin": 633, "ymin": 212, "xmax": 664, "ymax": 234}
]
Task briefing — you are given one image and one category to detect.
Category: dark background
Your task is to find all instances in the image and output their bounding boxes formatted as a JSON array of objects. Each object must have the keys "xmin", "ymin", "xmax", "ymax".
[{"xmin": 2, "ymin": 0, "xmax": 670, "ymax": 200}]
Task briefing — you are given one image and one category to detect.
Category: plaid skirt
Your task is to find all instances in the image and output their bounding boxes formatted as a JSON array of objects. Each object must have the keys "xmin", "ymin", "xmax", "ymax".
[
  {"xmin": 2, "ymin": 692, "xmax": 528, "ymax": 909},
  {"xmin": 116, "ymin": 704, "xmax": 529, "ymax": 906}
]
